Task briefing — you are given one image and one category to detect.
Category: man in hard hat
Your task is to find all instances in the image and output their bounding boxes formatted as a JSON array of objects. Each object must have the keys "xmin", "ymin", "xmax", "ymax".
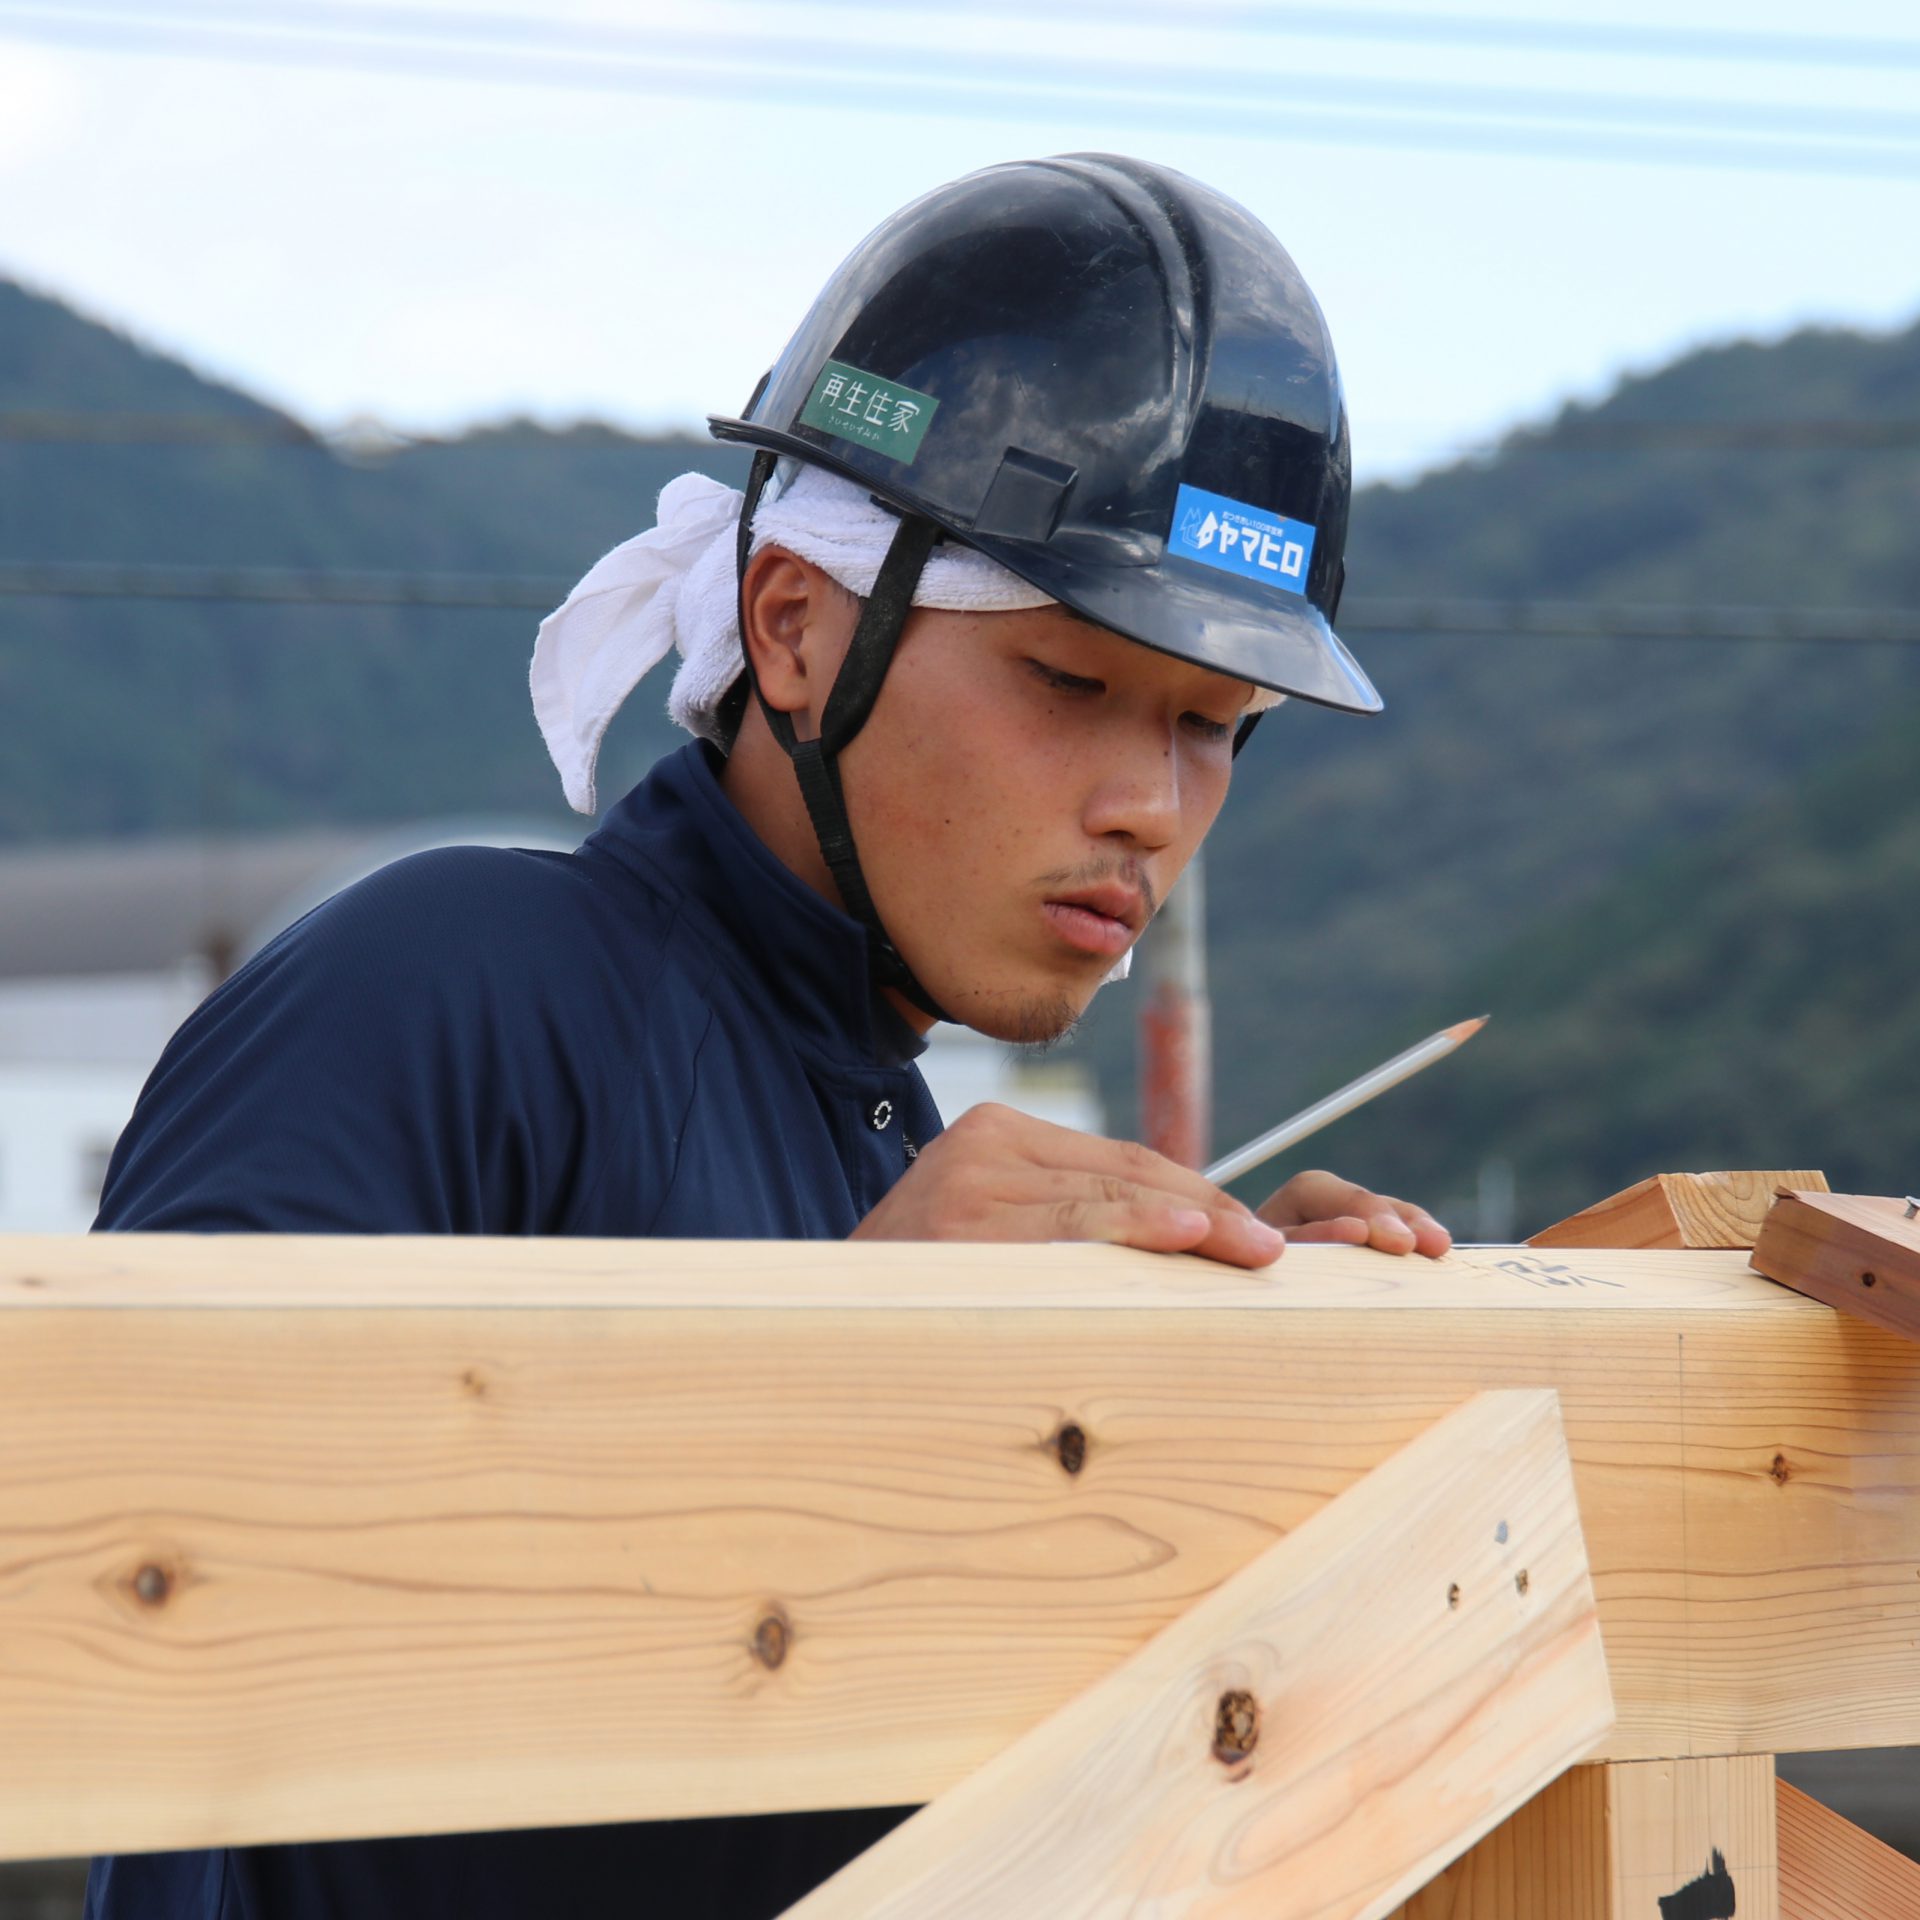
[{"xmin": 86, "ymin": 154, "xmax": 1448, "ymax": 1920}]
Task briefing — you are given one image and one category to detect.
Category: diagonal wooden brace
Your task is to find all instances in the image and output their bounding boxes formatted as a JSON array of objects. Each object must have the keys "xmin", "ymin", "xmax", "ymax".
[{"xmin": 779, "ymin": 1391, "xmax": 1614, "ymax": 1920}]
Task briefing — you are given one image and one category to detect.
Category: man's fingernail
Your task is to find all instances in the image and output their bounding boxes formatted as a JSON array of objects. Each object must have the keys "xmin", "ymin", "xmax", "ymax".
[
  {"xmin": 1251, "ymin": 1220, "xmax": 1285, "ymax": 1250},
  {"xmin": 1172, "ymin": 1209, "xmax": 1211, "ymax": 1234}
]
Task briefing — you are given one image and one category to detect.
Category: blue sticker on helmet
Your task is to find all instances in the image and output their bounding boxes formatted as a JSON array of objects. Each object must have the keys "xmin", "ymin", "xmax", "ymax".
[{"xmin": 1169, "ymin": 483, "xmax": 1316, "ymax": 594}]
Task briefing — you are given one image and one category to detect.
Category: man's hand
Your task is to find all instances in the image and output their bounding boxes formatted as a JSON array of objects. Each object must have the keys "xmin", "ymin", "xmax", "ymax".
[
  {"xmin": 852, "ymin": 1107, "xmax": 1452, "ymax": 1269},
  {"xmin": 1257, "ymin": 1168, "xmax": 1451, "ymax": 1259},
  {"xmin": 852, "ymin": 1103, "xmax": 1285, "ymax": 1268}
]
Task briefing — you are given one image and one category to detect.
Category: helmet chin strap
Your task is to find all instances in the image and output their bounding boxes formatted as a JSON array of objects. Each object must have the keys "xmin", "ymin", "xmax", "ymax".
[{"xmin": 735, "ymin": 450, "xmax": 953, "ymax": 1025}]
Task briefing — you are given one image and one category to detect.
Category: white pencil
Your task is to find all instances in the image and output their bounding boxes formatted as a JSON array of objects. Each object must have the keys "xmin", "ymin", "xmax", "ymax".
[{"xmin": 1204, "ymin": 1015, "xmax": 1490, "ymax": 1187}]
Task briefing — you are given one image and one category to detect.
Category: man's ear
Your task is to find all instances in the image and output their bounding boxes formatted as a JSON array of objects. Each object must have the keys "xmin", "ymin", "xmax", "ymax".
[{"xmin": 740, "ymin": 546, "xmax": 850, "ymax": 725}]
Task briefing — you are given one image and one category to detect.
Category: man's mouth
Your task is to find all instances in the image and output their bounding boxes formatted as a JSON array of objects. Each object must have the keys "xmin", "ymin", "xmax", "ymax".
[{"xmin": 1042, "ymin": 885, "xmax": 1146, "ymax": 957}]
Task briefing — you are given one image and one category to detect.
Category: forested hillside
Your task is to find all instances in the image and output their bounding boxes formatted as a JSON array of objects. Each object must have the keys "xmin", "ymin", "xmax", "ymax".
[{"xmin": 4, "ymin": 275, "xmax": 1917, "ymax": 1227}]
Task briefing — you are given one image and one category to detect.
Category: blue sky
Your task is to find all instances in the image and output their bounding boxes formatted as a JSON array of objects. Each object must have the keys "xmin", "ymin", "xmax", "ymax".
[{"xmin": 2, "ymin": 0, "xmax": 1917, "ymax": 481}]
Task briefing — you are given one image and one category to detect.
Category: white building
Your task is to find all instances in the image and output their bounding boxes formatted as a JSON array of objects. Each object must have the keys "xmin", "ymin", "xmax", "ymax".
[{"xmin": 0, "ymin": 825, "xmax": 1101, "ymax": 1232}]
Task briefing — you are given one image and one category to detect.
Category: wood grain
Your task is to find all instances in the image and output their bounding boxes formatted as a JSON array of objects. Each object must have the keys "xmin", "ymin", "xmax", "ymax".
[
  {"xmin": 1388, "ymin": 1755, "xmax": 1776, "ymax": 1920},
  {"xmin": 1612, "ymin": 1754, "xmax": 1776, "ymax": 1920},
  {"xmin": 1386, "ymin": 1766, "xmax": 1610, "ymax": 1920},
  {"xmin": 1530, "ymin": 1171, "xmax": 1829, "ymax": 1251},
  {"xmin": 1778, "ymin": 1777, "xmax": 1920, "ymax": 1919},
  {"xmin": 781, "ymin": 1392, "xmax": 1611, "ymax": 1920},
  {"xmin": 0, "ymin": 1230, "xmax": 1812, "ymax": 1311},
  {"xmin": 1751, "ymin": 1191, "xmax": 1920, "ymax": 1341},
  {"xmin": 6, "ymin": 1234, "xmax": 1920, "ymax": 1858}
]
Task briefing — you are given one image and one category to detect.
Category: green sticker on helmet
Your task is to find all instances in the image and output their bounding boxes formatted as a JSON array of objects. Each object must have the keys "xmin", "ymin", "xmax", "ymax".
[{"xmin": 798, "ymin": 359, "xmax": 939, "ymax": 464}]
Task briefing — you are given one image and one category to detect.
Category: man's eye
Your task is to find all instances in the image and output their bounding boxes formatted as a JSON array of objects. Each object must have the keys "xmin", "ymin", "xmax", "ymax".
[
  {"xmin": 1183, "ymin": 713, "xmax": 1233, "ymax": 743},
  {"xmin": 1028, "ymin": 661, "xmax": 1104, "ymax": 696}
]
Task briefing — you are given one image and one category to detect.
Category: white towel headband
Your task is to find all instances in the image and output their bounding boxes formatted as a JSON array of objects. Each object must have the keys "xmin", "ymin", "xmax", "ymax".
[
  {"xmin": 530, "ymin": 460, "xmax": 1058, "ymax": 817},
  {"xmin": 531, "ymin": 459, "xmax": 1281, "ymax": 816}
]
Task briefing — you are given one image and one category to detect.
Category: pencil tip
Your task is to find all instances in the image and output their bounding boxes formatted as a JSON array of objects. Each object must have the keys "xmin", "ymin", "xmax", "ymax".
[{"xmin": 1445, "ymin": 1014, "xmax": 1491, "ymax": 1042}]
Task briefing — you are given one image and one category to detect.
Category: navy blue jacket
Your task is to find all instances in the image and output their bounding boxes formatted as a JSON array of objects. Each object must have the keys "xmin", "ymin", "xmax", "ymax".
[{"xmin": 85, "ymin": 741, "xmax": 942, "ymax": 1919}]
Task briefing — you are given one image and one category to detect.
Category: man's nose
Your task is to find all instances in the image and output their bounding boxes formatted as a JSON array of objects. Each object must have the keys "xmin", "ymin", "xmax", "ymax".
[{"xmin": 1081, "ymin": 731, "xmax": 1182, "ymax": 850}]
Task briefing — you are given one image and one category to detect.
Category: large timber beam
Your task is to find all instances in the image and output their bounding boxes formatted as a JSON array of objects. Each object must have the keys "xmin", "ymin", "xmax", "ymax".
[
  {"xmin": 6, "ymin": 1231, "xmax": 1920, "ymax": 1858},
  {"xmin": 783, "ymin": 1392, "xmax": 1612, "ymax": 1920}
]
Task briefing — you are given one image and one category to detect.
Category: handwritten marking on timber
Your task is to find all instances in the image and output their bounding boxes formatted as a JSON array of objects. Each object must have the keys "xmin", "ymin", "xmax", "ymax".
[
  {"xmin": 1658, "ymin": 1847, "xmax": 1736, "ymax": 1919},
  {"xmin": 1495, "ymin": 1255, "xmax": 1626, "ymax": 1291}
]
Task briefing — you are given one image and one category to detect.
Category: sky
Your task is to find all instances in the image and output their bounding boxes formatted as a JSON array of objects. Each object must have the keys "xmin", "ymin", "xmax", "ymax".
[{"xmin": 1, "ymin": 0, "xmax": 1918, "ymax": 482}]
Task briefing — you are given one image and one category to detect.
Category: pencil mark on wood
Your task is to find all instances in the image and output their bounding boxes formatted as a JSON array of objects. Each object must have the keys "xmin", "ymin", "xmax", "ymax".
[
  {"xmin": 1495, "ymin": 1255, "xmax": 1626, "ymax": 1291},
  {"xmin": 1657, "ymin": 1847, "xmax": 1735, "ymax": 1920}
]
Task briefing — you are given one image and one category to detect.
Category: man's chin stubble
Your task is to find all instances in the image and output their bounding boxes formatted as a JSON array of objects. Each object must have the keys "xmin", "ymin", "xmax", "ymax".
[{"xmin": 959, "ymin": 990, "xmax": 1085, "ymax": 1051}]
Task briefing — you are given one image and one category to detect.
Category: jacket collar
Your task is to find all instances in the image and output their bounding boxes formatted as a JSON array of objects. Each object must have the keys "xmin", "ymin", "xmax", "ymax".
[{"xmin": 581, "ymin": 742, "xmax": 928, "ymax": 1069}]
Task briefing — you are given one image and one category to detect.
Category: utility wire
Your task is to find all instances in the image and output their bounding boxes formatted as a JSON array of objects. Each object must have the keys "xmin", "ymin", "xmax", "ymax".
[
  {"xmin": 6, "ymin": 4, "xmax": 1920, "ymax": 179},
  {"xmin": 7, "ymin": 410, "xmax": 1920, "ymax": 453},
  {"xmin": 27, "ymin": 0, "xmax": 1920, "ymax": 78},
  {"xmin": 5, "ymin": 561, "xmax": 1918, "ymax": 646},
  {"xmin": 16, "ymin": 0, "xmax": 1920, "ymax": 148},
  {"xmin": 818, "ymin": 0, "xmax": 1920, "ymax": 72}
]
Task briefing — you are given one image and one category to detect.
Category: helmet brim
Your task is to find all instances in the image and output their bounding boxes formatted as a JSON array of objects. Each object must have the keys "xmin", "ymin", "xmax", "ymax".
[{"xmin": 709, "ymin": 417, "xmax": 1381, "ymax": 717}]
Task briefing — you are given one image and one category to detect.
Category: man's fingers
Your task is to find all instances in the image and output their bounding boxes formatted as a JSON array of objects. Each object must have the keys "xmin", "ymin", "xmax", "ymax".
[
  {"xmin": 1282, "ymin": 1214, "xmax": 1373, "ymax": 1247},
  {"xmin": 1257, "ymin": 1169, "xmax": 1452, "ymax": 1260},
  {"xmin": 1038, "ymin": 1173, "xmax": 1283, "ymax": 1269},
  {"xmin": 1109, "ymin": 1204, "xmax": 1282, "ymax": 1268},
  {"xmin": 950, "ymin": 1102, "xmax": 1253, "ymax": 1217}
]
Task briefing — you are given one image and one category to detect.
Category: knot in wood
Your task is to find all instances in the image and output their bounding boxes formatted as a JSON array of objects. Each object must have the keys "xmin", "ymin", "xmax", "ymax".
[
  {"xmin": 1211, "ymin": 1689, "xmax": 1260, "ymax": 1766},
  {"xmin": 1770, "ymin": 1453, "xmax": 1791, "ymax": 1486},
  {"xmin": 752, "ymin": 1609, "xmax": 790, "ymax": 1671},
  {"xmin": 1514, "ymin": 1568, "xmax": 1530, "ymax": 1596},
  {"xmin": 1054, "ymin": 1423, "xmax": 1087, "ymax": 1476},
  {"xmin": 1447, "ymin": 1582, "xmax": 1461, "ymax": 1610},
  {"xmin": 1862, "ymin": 1270, "xmax": 1878, "ymax": 1288},
  {"xmin": 133, "ymin": 1563, "xmax": 172, "ymax": 1608}
]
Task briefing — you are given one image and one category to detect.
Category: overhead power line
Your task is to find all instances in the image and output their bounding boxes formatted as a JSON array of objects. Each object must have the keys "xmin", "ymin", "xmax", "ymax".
[
  {"xmin": 7, "ymin": 410, "xmax": 1920, "ymax": 454},
  {"xmin": 1348, "ymin": 599, "xmax": 1920, "ymax": 646},
  {"xmin": 0, "ymin": 561, "xmax": 570, "ymax": 610},
  {"xmin": 5, "ymin": 2, "xmax": 1920, "ymax": 180},
  {"xmin": 16, "ymin": 0, "xmax": 1920, "ymax": 147},
  {"xmin": 825, "ymin": 0, "xmax": 1920, "ymax": 73},
  {"xmin": 5, "ymin": 561, "xmax": 1919, "ymax": 647}
]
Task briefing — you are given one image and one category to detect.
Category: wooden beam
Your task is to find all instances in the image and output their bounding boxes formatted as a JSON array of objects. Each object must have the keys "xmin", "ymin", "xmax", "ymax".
[
  {"xmin": 1751, "ymin": 1191, "xmax": 1920, "ymax": 1341},
  {"xmin": 1778, "ymin": 1778, "xmax": 1920, "ymax": 1919},
  {"xmin": 7, "ymin": 1233, "xmax": 1920, "ymax": 1858},
  {"xmin": 1388, "ymin": 1755, "xmax": 1777, "ymax": 1919},
  {"xmin": 779, "ymin": 1392, "xmax": 1611, "ymax": 1920},
  {"xmin": 1530, "ymin": 1170, "xmax": 1828, "ymax": 1250}
]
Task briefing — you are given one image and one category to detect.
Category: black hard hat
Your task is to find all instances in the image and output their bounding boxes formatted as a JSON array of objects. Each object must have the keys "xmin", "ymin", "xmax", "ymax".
[
  {"xmin": 708, "ymin": 153, "xmax": 1376, "ymax": 1023},
  {"xmin": 710, "ymin": 151, "xmax": 1377, "ymax": 715}
]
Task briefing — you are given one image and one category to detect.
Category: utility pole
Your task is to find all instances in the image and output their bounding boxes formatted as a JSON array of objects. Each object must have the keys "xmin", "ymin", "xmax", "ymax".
[{"xmin": 1138, "ymin": 850, "xmax": 1211, "ymax": 1169}]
